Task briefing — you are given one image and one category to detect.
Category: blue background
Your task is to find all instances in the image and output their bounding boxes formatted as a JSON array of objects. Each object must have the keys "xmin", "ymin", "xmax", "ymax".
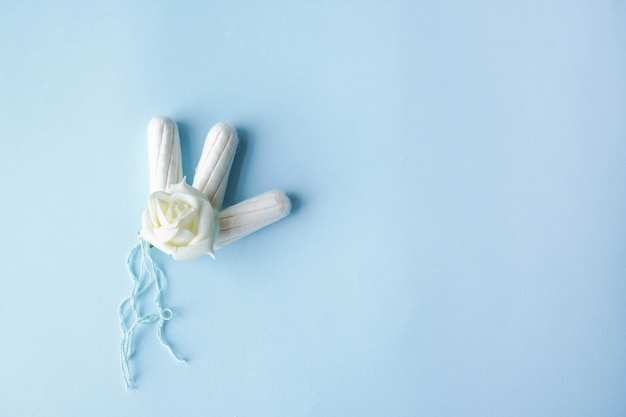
[{"xmin": 1, "ymin": 1, "xmax": 625, "ymax": 416}]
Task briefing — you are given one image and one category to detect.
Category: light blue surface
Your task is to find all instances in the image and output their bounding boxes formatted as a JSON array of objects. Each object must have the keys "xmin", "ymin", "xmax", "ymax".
[{"xmin": 1, "ymin": 1, "xmax": 625, "ymax": 415}]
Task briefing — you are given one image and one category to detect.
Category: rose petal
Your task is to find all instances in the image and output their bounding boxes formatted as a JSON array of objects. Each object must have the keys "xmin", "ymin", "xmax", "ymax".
[
  {"xmin": 170, "ymin": 192, "xmax": 201, "ymax": 211},
  {"xmin": 169, "ymin": 228, "xmax": 196, "ymax": 246},
  {"xmin": 154, "ymin": 195, "xmax": 171, "ymax": 226},
  {"xmin": 153, "ymin": 226, "xmax": 182, "ymax": 243},
  {"xmin": 171, "ymin": 238, "xmax": 213, "ymax": 260},
  {"xmin": 168, "ymin": 181, "xmax": 209, "ymax": 201},
  {"xmin": 151, "ymin": 240, "xmax": 175, "ymax": 256},
  {"xmin": 189, "ymin": 203, "xmax": 215, "ymax": 244},
  {"xmin": 140, "ymin": 209, "xmax": 153, "ymax": 233},
  {"xmin": 139, "ymin": 213, "xmax": 175, "ymax": 257},
  {"xmin": 170, "ymin": 206, "xmax": 196, "ymax": 229},
  {"xmin": 147, "ymin": 194, "xmax": 165, "ymax": 226}
]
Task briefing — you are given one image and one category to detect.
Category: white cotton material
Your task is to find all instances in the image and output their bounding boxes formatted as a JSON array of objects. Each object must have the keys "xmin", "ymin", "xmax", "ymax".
[
  {"xmin": 147, "ymin": 117, "xmax": 183, "ymax": 193},
  {"xmin": 215, "ymin": 190, "xmax": 291, "ymax": 248},
  {"xmin": 192, "ymin": 122, "xmax": 238, "ymax": 210}
]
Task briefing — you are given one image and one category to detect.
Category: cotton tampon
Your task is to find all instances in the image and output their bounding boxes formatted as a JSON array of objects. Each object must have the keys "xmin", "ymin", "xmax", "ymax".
[
  {"xmin": 147, "ymin": 117, "xmax": 183, "ymax": 193},
  {"xmin": 192, "ymin": 122, "xmax": 238, "ymax": 210},
  {"xmin": 215, "ymin": 189, "xmax": 291, "ymax": 248}
]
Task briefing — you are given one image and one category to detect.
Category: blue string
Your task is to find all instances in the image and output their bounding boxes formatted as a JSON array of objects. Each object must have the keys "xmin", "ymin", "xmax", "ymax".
[{"xmin": 119, "ymin": 240, "xmax": 185, "ymax": 388}]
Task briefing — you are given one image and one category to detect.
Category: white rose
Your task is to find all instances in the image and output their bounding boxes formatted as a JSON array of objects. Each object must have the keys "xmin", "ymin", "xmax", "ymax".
[{"xmin": 139, "ymin": 180, "xmax": 218, "ymax": 260}]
